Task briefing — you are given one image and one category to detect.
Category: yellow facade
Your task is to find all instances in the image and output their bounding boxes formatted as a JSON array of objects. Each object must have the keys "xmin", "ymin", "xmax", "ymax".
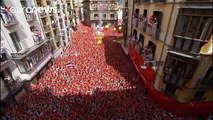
[
  {"xmin": 130, "ymin": 1, "xmax": 213, "ymax": 102},
  {"xmin": 34, "ymin": 0, "xmax": 75, "ymax": 50}
]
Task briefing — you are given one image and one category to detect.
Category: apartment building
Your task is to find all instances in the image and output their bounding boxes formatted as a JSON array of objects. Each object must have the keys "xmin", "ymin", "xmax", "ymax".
[
  {"xmin": 123, "ymin": 0, "xmax": 213, "ymax": 116},
  {"xmin": 82, "ymin": 0, "xmax": 118, "ymax": 26},
  {"xmin": 0, "ymin": 0, "xmax": 75, "ymax": 112}
]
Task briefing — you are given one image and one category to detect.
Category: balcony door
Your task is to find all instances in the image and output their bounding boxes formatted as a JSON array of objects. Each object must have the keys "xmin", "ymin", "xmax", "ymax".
[{"xmin": 10, "ymin": 32, "xmax": 22, "ymax": 52}]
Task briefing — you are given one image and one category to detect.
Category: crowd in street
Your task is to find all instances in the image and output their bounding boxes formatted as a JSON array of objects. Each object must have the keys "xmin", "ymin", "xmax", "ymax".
[{"xmin": 4, "ymin": 23, "xmax": 197, "ymax": 120}]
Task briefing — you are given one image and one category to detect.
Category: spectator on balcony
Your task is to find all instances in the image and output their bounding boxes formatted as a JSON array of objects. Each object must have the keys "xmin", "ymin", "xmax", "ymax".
[
  {"xmin": 26, "ymin": 7, "xmax": 35, "ymax": 20},
  {"xmin": 1, "ymin": 43, "xmax": 7, "ymax": 62},
  {"xmin": 5, "ymin": 5, "xmax": 17, "ymax": 23},
  {"xmin": 32, "ymin": 30, "xmax": 42, "ymax": 43},
  {"xmin": 41, "ymin": 6, "xmax": 46, "ymax": 16},
  {"xmin": 52, "ymin": 20, "xmax": 58, "ymax": 28},
  {"xmin": 0, "ymin": 5, "xmax": 11, "ymax": 25}
]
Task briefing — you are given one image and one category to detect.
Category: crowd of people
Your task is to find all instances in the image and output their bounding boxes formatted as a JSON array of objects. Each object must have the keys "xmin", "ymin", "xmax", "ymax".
[{"xmin": 3, "ymin": 23, "xmax": 197, "ymax": 119}]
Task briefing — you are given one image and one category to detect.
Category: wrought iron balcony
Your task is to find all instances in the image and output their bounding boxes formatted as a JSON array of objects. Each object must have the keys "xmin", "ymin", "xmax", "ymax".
[
  {"xmin": 40, "ymin": 11, "xmax": 47, "ymax": 18},
  {"xmin": 163, "ymin": 72, "xmax": 186, "ymax": 88},
  {"xmin": 43, "ymin": 25, "xmax": 51, "ymax": 32},
  {"xmin": 26, "ymin": 13, "xmax": 36, "ymax": 22},
  {"xmin": 1, "ymin": 12, "xmax": 19, "ymax": 27},
  {"xmin": 146, "ymin": 24, "xmax": 160, "ymax": 39},
  {"xmin": 1, "ymin": 52, "xmax": 10, "ymax": 67},
  {"xmin": 11, "ymin": 39, "xmax": 50, "ymax": 60},
  {"xmin": 138, "ymin": 18, "xmax": 147, "ymax": 32},
  {"xmin": 32, "ymin": 35, "xmax": 43, "ymax": 45},
  {"xmin": 3, "ymin": 76, "xmax": 24, "ymax": 95},
  {"xmin": 132, "ymin": 17, "xmax": 139, "ymax": 28}
]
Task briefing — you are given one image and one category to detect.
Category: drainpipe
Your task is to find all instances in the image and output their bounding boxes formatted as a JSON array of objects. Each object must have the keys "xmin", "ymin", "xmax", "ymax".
[
  {"xmin": 130, "ymin": 0, "xmax": 135, "ymax": 37},
  {"xmin": 158, "ymin": 0, "xmax": 175, "ymax": 67}
]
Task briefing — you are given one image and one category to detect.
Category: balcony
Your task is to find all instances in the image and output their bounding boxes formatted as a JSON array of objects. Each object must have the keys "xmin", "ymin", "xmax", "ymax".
[
  {"xmin": 11, "ymin": 39, "xmax": 50, "ymax": 61},
  {"xmin": 40, "ymin": 11, "xmax": 47, "ymax": 18},
  {"xmin": 3, "ymin": 76, "xmax": 24, "ymax": 95},
  {"xmin": 25, "ymin": 13, "xmax": 36, "ymax": 22},
  {"xmin": 1, "ymin": 12, "xmax": 19, "ymax": 27},
  {"xmin": 52, "ymin": 20, "xmax": 58, "ymax": 29},
  {"xmin": 163, "ymin": 72, "xmax": 186, "ymax": 88},
  {"xmin": 43, "ymin": 25, "xmax": 51, "ymax": 33},
  {"xmin": 132, "ymin": 17, "xmax": 138, "ymax": 28},
  {"xmin": 138, "ymin": 17, "xmax": 147, "ymax": 32},
  {"xmin": 146, "ymin": 24, "xmax": 160, "ymax": 39},
  {"xmin": 32, "ymin": 35, "xmax": 43, "ymax": 45},
  {"xmin": 1, "ymin": 52, "xmax": 10, "ymax": 67}
]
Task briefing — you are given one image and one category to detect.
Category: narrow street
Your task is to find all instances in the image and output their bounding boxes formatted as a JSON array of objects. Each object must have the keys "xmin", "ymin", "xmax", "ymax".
[{"xmin": 5, "ymin": 23, "xmax": 189, "ymax": 119}]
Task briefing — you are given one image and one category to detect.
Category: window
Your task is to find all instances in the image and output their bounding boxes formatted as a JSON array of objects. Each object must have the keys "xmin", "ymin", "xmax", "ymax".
[
  {"xmin": 94, "ymin": 14, "xmax": 98, "ymax": 19},
  {"xmin": 174, "ymin": 9, "xmax": 212, "ymax": 41},
  {"xmin": 25, "ymin": 60, "xmax": 32, "ymax": 71},
  {"xmin": 30, "ymin": 54, "xmax": 37, "ymax": 66},
  {"xmin": 200, "ymin": 66, "xmax": 213, "ymax": 86},
  {"xmin": 137, "ymin": 34, "xmax": 144, "ymax": 54},
  {"xmin": 147, "ymin": 11, "xmax": 162, "ymax": 38},
  {"xmin": 192, "ymin": 91, "xmax": 206, "ymax": 101},
  {"xmin": 102, "ymin": 14, "xmax": 106, "ymax": 19},
  {"xmin": 163, "ymin": 53, "xmax": 198, "ymax": 87},
  {"xmin": 110, "ymin": 14, "xmax": 115, "ymax": 18},
  {"xmin": 17, "ymin": 62, "xmax": 27, "ymax": 73},
  {"xmin": 174, "ymin": 38, "xmax": 202, "ymax": 53},
  {"xmin": 164, "ymin": 84, "xmax": 176, "ymax": 97},
  {"xmin": 41, "ymin": 18, "xmax": 46, "ymax": 25},
  {"xmin": 30, "ymin": 26, "xmax": 35, "ymax": 32},
  {"xmin": 143, "ymin": 9, "xmax": 147, "ymax": 18},
  {"xmin": 92, "ymin": 4, "xmax": 98, "ymax": 10},
  {"xmin": 133, "ymin": 29, "xmax": 137, "ymax": 40},
  {"xmin": 10, "ymin": 32, "xmax": 22, "ymax": 52},
  {"xmin": 175, "ymin": 16, "xmax": 190, "ymax": 36}
]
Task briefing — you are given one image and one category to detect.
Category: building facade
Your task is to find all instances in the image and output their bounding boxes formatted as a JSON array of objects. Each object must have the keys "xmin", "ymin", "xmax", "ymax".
[
  {"xmin": 82, "ymin": 0, "xmax": 118, "ymax": 26},
  {"xmin": 123, "ymin": 0, "xmax": 213, "ymax": 116},
  {"xmin": 0, "ymin": 0, "xmax": 75, "ymax": 113}
]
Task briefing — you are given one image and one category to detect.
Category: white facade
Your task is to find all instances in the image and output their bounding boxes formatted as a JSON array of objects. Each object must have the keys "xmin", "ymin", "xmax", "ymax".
[{"xmin": 0, "ymin": 0, "xmax": 74, "ymax": 103}]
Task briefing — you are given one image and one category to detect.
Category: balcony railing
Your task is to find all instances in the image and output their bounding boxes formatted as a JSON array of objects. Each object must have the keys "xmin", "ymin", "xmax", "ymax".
[
  {"xmin": 1, "ymin": 52, "xmax": 10, "ymax": 66},
  {"xmin": 40, "ymin": 11, "xmax": 47, "ymax": 17},
  {"xmin": 132, "ymin": 17, "xmax": 138, "ymax": 28},
  {"xmin": 146, "ymin": 24, "xmax": 160, "ymax": 39},
  {"xmin": 163, "ymin": 72, "xmax": 186, "ymax": 87},
  {"xmin": 11, "ymin": 39, "xmax": 50, "ymax": 60},
  {"xmin": 43, "ymin": 25, "xmax": 50, "ymax": 32},
  {"xmin": 3, "ymin": 76, "xmax": 24, "ymax": 94},
  {"xmin": 32, "ymin": 34, "xmax": 43, "ymax": 45},
  {"xmin": 1, "ymin": 12, "xmax": 19, "ymax": 27},
  {"xmin": 25, "ymin": 13, "xmax": 36, "ymax": 22},
  {"xmin": 138, "ymin": 17, "xmax": 147, "ymax": 32},
  {"xmin": 52, "ymin": 20, "xmax": 58, "ymax": 28}
]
